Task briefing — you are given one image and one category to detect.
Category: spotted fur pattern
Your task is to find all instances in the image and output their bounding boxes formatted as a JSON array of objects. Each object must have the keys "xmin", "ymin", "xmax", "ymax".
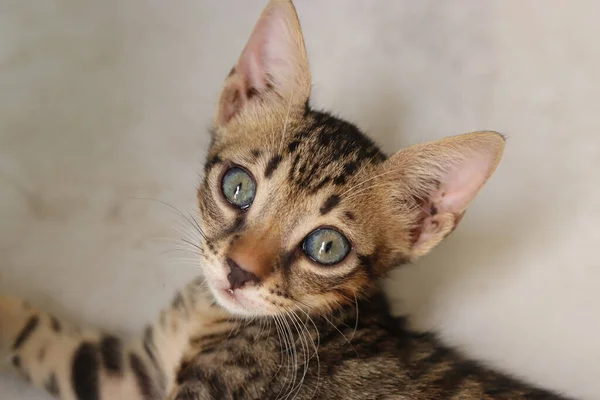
[
  {"xmin": 0, "ymin": 289, "xmax": 567, "ymax": 399},
  {"xmin": 0, "ymin": 1, "xmax": 570, "ymax": 399}
]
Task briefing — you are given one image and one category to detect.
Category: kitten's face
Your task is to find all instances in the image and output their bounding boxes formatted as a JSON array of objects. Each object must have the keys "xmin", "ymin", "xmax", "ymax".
[
  {"xmin": 198, "ymin": 108, "xmax": 395, "ymax": 317},
  {"xmin": 196, "ymin": 0, "xmax": 504, "ymax": 318}
]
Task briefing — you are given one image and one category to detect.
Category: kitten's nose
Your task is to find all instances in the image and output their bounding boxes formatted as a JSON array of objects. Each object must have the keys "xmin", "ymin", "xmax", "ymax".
[{"xmin": 227, "ymin": 257, "xmax": 260, "ymax": 290}]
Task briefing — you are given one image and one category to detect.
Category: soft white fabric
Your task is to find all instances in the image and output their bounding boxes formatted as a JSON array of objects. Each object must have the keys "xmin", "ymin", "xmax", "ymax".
[{"xmin": 1, "ymin": 1, "xmax": 598, "ymax": 398}]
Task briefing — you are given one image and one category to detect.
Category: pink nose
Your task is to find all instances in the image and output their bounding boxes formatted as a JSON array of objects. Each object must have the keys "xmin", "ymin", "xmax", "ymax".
[{"xmin": 225, "ymin": 226, "xmax": 278, "ymax": 290}]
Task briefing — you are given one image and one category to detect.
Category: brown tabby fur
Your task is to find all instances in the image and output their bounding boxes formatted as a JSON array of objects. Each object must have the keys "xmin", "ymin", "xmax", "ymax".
[{"xmin": 0, "ymin": 1, "xmax": 570, "ymax": 399}]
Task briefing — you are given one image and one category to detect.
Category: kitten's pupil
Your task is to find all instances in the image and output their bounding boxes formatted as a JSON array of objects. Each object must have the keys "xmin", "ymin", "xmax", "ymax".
[
  {"xmin": 322, "ymin": 241, "xmax": 333, "ymax": 253},
  {"xmin": 234, "ymin": 183, "xmax": 242, "ymax": 200}
]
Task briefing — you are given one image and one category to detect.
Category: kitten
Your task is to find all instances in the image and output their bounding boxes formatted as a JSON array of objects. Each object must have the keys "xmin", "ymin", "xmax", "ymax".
[{"xmin": 0, "ymin": 1, "xmax": 570, "ymax": 399}]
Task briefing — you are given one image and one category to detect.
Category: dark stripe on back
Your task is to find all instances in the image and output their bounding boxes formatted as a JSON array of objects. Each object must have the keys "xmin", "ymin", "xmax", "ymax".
[
  {"xmin": 99, "ymin": 335, "xmax": 123, "ymax": 374},
  {"xmin": 408, "ymin": 347, "xmax": 452, "ymax": 381},
  {"xmin": 177, "ymin": 366, "xmax": 227, "ymax": 399},
  {"xmin": 207, "ymin": 374, "xmax": 229, "ymax": 399},
  {"xmin": 174, "ymin": 385, "xmax": 201, "ymax": 400},
  {"xmin": 482, "ymin": 374, "xmax": 525, "ymax": 397},
  {"xmin": 430, "ymin": 361, "xmax": 479, "ymax": 397},
  {"xmin": 319, "ymin": 194, "xmax": 341, "ymax": 215},
  {"xmin": 524, "ymin": 389, "xmax": 560, "ymax": 399},
  {"xmin": 264, "ymin": 154, "xmax": 283, "ymax": 178},
  {"xmin": 130, "ymin": 353, "xmax": 154, "ymax": 399},
  {"xmin": 72, "ymin": 342, "xmax": 100, "ymax": 400},
  {"xmin": 12, "ymin": 315, "xmax": 40, "ymax": 350}
]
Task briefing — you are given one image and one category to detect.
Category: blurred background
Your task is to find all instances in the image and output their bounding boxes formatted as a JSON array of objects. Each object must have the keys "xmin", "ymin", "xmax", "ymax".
[{"xmin": 1, "ymin": 1, "xmax": 599, "ymax": 398}]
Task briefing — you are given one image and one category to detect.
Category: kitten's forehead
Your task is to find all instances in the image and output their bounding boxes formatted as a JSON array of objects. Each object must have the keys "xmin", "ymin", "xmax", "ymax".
[
  {"xmin": 283, "ymin": 111, "xmax": 386, "ymax": 193},
  {"xmin": 213, "ymin": 109, "xmax": 386, "ymax": 196}
]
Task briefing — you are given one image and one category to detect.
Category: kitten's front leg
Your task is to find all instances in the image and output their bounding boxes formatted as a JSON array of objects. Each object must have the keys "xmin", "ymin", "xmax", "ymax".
[
  {"xmin": 0, "ymin": 279, "xmax": 232, "ymax": 400},
  {"xmin": 0, "ymin": 294, "xmax": 94, "ymax": 399},
  {"xmin": 145, "ymin": 279, "xmax": 235, "ymax": 395}
]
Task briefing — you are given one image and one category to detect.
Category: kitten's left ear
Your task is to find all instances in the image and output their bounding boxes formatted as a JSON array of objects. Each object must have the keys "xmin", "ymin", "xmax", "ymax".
[
  {"xmin": 381, "ymin": 131, "xmax": 505, "ymax": 259},
  {"xmin": 215, "ymin": 0, "xmax": 311, "ymax": 126}
]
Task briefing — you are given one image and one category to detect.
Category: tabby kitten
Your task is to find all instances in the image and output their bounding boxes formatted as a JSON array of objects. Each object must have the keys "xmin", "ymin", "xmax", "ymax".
[{"xmin": 1, "ymin": 1, "xmax": 569, "ymax": 399}]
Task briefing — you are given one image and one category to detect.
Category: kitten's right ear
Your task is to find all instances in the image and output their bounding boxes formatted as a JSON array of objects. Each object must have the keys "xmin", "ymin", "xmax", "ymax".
[
  {"xmin": 380, "ymin": 131, "xmax": 505, "ymax": 259},
  {"xmin": 215, "ymin": 0, "xmax": 311, "ymax": 126}
]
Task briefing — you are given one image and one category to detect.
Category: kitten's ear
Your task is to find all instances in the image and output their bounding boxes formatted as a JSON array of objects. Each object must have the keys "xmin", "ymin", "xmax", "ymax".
[
  {"xmin": 215, "ymin": 0, "xmax": 311, "ymax": 126},
  {"xmin": 382, "ymin": 131, "xmax": 505, "ymax": 258}
]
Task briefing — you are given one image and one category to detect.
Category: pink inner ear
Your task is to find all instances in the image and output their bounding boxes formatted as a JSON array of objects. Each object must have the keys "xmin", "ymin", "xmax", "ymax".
[
  {"xmin": 239, "ymin": 6, "xmax": 296, "ymax": 92},
  {"xmin": 430, "ymin": 153, "xmax": 492, "ymax": 215}
]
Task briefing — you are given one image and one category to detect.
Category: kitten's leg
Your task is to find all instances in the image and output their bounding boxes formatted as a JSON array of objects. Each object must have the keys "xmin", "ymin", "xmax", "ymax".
[{"xmin": 0, "ymin": 279, "xmax": 232, "ymax": 399}]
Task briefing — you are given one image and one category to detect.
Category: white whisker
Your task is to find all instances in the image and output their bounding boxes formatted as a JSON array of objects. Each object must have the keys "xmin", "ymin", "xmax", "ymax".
[
  {"xmin": 343, "ymin": 181, "xmax": 397, "ymax": 203},
  {"xmin": 339, "ymin": 169, "xmax": 397, "ymax": 198},
  {"xmin": 279, "ymin": 85, "xmax": 295, "ymax": 155}
]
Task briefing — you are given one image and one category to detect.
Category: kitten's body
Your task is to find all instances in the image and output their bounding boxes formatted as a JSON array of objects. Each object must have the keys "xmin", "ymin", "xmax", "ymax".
[
  {"xmin": 177, "ymin": 293, "xmax": 557, "ymax": 400},
  {"xmin": 1, "ymin": 284, "xmax": 562, "ymax": 400},
  {"xmin": 1, "ymin": 1, "xmax": 569, "ymax": 399}
]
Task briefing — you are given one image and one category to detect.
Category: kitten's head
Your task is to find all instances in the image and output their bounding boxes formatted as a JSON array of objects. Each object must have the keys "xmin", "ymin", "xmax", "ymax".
[{"xmin": 197, "ymin": 0, "xmax": 504, "ymax": 317}]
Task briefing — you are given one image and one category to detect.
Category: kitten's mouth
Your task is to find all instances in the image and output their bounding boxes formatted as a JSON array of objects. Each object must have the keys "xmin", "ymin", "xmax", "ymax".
[
  {"xmin": 204, "ymin": 275, "xmax": 268, "ymax": 317},
  {"xmin": 223, "ymin": 288, "xmax": 242, "ymax": 303}
]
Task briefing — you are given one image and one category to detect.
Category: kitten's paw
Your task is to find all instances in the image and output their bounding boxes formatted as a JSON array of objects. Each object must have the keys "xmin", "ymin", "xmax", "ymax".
[{"xmin": 0, "ymin": 295, "xmax": 36, "ymax": 357}]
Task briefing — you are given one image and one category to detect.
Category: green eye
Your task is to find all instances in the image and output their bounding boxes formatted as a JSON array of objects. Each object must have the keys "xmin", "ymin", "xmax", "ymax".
[
  {"xmin": 221, "ymin": 167, "xmax": 256, "ymax": 209},
  {"xmin": 302, "ymin": 228, "xmax": 351, "ymax": 266}
]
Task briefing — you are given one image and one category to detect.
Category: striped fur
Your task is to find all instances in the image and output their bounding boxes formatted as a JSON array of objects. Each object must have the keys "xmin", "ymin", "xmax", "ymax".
[{"xmin": 0, "ymin": 1, "xmax": 569, "ymax": 399}]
